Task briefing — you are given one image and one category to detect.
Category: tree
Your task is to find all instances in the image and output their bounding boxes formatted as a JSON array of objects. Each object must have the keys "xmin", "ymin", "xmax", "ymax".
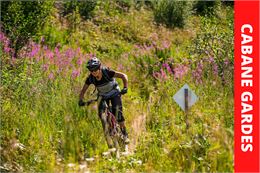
[
  {"xmin": 153, "ymin": 0, "xmax": 192, "ymax": 28},
  {"xmin": 1, "ymin": 0, "xmax": 54, "ymax": 58},
  {"xmin": 62, "ymin": 0, "xmax": 96, "ymax": 20}
]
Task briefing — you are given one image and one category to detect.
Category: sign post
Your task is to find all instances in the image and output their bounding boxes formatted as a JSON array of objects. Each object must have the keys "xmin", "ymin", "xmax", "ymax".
[
  {"xmin": 173, "ymin": 84, "xmax": 198, "ymax": 129},
  {"xmin": 184, "ymin": 88, "xmax": 189, "ymax": 129}
]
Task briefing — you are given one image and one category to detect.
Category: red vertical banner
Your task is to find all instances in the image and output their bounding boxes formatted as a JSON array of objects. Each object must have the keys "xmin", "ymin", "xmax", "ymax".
[{"xmin": 235, "ymin": 1, "xmax": 259, "ymax": 172}]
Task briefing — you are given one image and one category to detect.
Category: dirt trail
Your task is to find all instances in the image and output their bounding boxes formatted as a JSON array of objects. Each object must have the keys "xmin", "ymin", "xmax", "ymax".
[
  {"xmin": 82, "ymin": 103, "xmax": 149, "ymax": 171},
  {"xmin": 128, "ymin": 112, "xmax": 147, "ymax": 153}
]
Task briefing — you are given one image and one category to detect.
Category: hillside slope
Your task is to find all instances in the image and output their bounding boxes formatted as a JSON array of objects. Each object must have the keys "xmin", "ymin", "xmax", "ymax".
[{"xmin": 1, "ymin": 2, "xmax": 234, "ymax": 172}]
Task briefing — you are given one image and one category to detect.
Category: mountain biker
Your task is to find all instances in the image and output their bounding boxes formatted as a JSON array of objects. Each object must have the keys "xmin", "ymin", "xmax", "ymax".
[{"xmin": 78, "ymin": 57, "xmax": 130, "ymax": 144}]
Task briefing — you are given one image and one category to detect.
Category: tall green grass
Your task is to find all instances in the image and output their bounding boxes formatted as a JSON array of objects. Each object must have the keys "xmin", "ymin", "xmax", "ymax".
[{"xmin": 1, "ymin": 2, "xmax": 233, "ymax": 172}]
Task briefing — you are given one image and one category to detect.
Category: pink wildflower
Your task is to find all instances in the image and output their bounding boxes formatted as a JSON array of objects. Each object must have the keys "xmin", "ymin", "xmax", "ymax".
[
  {"xmin": 77, "ymin": 58, "xmax": 83, "ymax": 65},
  {"xmin": 71, "ymin": 69, "xmax": 80, "ymax": 78},
  {"xmin": 48, "ymin": 73, "xmax": 54, "ymax": 80},
  {"xmin": 160, "ymin": 68, "xmax": 167, "ymax": 80},
  {"xmin": 162, "ymin": 63, "xmax": 173, "ymax": 74}
]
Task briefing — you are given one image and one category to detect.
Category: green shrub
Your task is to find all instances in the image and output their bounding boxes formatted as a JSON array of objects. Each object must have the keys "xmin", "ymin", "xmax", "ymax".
[
  {"xmin": 62, "ymin": 0, "xmax": 96, "ymax": 20},
  {"xmin": 134, "ymin": 0, "xmax": 154, "ymax": 10},
  {"xmin": 188, "ymin": 14, "xmax": 234, "ymax": 87},
  {"xmin": 1, "ymin": 0, "xmax": 54, "ymax": 57},
  {"xmin": 115, "ymin": 0, "xmax": 133, "ymax": 12},
  {"xmin": 193, "ymin": 0, "xmax": 221, "ymax": 16},
  {"xmin": 153, "ymin": 0, "xmax": 192, "ymax": 28},
  {"xmin": 221, "ymin": 1, "xmax": 234, "ymax": 7}
]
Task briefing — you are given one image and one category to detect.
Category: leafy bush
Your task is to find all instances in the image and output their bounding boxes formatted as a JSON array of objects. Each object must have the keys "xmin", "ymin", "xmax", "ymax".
[
  {"xmin": 62, "ymin": 0, "xmax": 96, "ymax": 20},
  {"xmin": 193, "ymin": 0, "xmax": 221, "ymax": 16},
  {"xmin": 115, "ymin": 0, "xmax": 133, "ymax": 12},
  {"xmin": 134, "ymin": 0, "xmax": 154, "ymax": 10},
  {"xmin": 188, "ymin": 13, "xmax": 234, "ymax": 87},
  {"xmin": 221, "ymin": 1, "xmax": 234, "ymax": 7},
  {"xmin": 1, "ymin": 0, "xmax": 54, "ymax": 58},
  {"xmin": 153, "ymin": 0, "xmax": 192, "ymax": 28}
]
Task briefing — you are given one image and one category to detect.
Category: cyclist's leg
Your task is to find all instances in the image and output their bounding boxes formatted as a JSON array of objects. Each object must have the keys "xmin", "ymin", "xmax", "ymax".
[
  {"xmin": 110, "ymin": 95, "xmax": 129, "ymax": 138},
  {"xmin": 98, "ymin": 99, "xmax": 113, "ymax": 148},
  {"xmin": 98, "ymin": 99, "xmax": 106, "ymax": 128}
]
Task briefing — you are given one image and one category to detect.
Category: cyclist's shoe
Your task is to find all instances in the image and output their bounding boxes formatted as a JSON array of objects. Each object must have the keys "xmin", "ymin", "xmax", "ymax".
[{"xmin": 123, "ymin": 135, "xmax": 130, "ymax": 144}]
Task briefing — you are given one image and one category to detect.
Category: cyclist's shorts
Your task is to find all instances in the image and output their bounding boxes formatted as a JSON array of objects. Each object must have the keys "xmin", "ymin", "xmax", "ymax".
[{"xmin": 98, "ymin": 94, "xmax": 125, "ymax": 123}]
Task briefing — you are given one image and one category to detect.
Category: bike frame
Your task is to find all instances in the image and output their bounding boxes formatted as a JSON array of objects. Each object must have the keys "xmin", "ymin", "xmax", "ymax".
[{"xmin": 86, "ymin": 94, "xmax": 125, "ymax": 152}]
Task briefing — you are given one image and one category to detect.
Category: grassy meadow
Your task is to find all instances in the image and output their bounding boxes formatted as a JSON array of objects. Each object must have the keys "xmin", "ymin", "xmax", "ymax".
[{"xmin": 1, "ymin": 1, "xmax": 234, "ymax": 172}]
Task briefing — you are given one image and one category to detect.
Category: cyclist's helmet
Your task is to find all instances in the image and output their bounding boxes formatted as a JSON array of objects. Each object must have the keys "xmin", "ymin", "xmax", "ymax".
[{"xmin": 86, "ymin": 57, "xmax": 101, "ymax": 71}]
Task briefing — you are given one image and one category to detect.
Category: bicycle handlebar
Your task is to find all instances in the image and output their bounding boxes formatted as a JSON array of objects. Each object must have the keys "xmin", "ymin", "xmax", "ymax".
[{"xmin": 84, "ymin": 91, "xmax": 126, "ymax": 106}]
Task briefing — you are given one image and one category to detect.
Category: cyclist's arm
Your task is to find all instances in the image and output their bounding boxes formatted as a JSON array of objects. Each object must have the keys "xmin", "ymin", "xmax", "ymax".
[
  {"xmin": 79, "ymin": 83, "xmax": 89, "ymax": 101},
  {"xmin": 114, "ymin": 71, "xmax": 128, "ymax": 88}
]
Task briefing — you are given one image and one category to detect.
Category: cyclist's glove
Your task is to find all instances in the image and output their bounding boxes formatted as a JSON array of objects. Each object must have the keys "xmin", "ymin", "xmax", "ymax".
[
  {"xmin": 121, "ymin": 87, "xmax": 128, "ymax": 95},
  {"xmin": 78, "ymin": 100, "xmax": 85, "ymax": 106}
]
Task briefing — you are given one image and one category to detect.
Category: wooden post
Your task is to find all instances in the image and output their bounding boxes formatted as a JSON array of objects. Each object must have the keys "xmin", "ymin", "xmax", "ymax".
[
  {"xmin": 184, "ymin": 89, "xmax": 188, "ymax": 112},
  {"xmin": 184, "ymin": 88, "xmax": 189, "ymax": 129}
]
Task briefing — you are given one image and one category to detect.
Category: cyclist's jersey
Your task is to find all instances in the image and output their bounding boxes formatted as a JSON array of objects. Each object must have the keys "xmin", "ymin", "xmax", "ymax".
[
  {"xmin": 85, "ymin": 67, "xmax": 120, "ymax": 98},
  {"xmin": 85, "ymin": 68, "xmax": 115, "ymax": 85}
]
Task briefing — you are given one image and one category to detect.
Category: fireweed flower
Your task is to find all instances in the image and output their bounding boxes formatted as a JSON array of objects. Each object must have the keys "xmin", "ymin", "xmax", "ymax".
[
  {"xmin": 196, "ymin": 60, "xmax": 203, "ymax": 75},
  {"xmin": 4, "ymin": 46, "xmax": 11, "ymax": 53},
  {"xmin": 76, "ymin": 47, "xmax": 81, "ymax": 54},
  {"xmin": 162, "ymin": 40, "xmax": 171, "ymax": 49},
  {"xmin": 88, "ymin": 53, "xmax": 96, "ymax": 59},
  {"xmin": 77, "ymin": 58, "xmax": 83, "ymax": 65},
  {"xmin": 160, "ymin": 68, "xmax": 167, "ymax": 80},
  {"xmin": 54, "ymin": 47, "xmax": 61, "ymax": 59},
  {"xmin": 133, "ymin": 44, "xmax": 154, "ymax": 57},
  {"xmin": 152, "ymin": 71, "xmax": 160, "ymax": 79},
  {"xmin": 152, "ymin": 68, "xmax": 167, "ymax": 81},
  {"xmin": 192, "ymin": 70, "xmax": 202, "ymax": 84},
  {"xmin": 42, "ymin": 64, "xmax": 49, "ymax": 72},
  {"xmin": 71, "ymin": 69, "xmax": 80, "ymax": 78},
  {"xmin": 134, "ymin": 44, "xmax": 141, "ymax": 49},
  {"xmin": 208, "ymin": 56, "xmax": 214, "ymax": 63},
  {"xmin": 65, "ymin": 48, "xmax": 74, "ymax": 60},
  {"xmin": 162, "ymin": 63, "xmax": 173, "ymax": 74},
  {"xmin": 192, "ymin": 60, "xmax": 203, "ymax": 84},
  {"xmin": 118, "ymin": 64, "xmax": 124, "ymax": 71},
  {"xmin": 143, "ymin": 44, "xmax": 153, "ymax": 52},
  {"xmin": 2, "ymin": 39, "xmax": 12, "ymax": 54},
  {"xmin": 30, "ymin": 43, "xmax": 40, "ymax": 57},
  {"xmin": 46, "ymin": 49, "xmax": 54, "ymax": 60},
  {"xmin": 134, "ymin": 45, "xmax": 146, "ymax": 57},
  {"xmin": 0, "ymin": 32, "xmax": 15, "ymax": 56},
  {"xmin": 174, "ymin": 64, "xmax": 189, "ymax": 79},
  {"xmin": 43, "ymin": 45, "xmax": 48, "ymax": 51},
  {"xmin": 48, "ymin": 72, "xmax": 54, "ymax": 80},
  {"xmin": 0, "ymin": 32, "xmax": 4, "ymax": 41},
  {"xmin": 213, "ymin": 63, "xmax": 218, "ymax": 76},
  {"xmin": 224, "ymin": 58, "xmax": 229, "ymax": 66},
  {"xmin": 0, "ymin": 33, "xmax": 8, "ymax": 44}
]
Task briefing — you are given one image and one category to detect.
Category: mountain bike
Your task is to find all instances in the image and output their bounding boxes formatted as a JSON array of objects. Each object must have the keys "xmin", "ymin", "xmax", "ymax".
[{"xmin": 84, "ymin": 92, "xmax": 128, "ymax": 158}]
